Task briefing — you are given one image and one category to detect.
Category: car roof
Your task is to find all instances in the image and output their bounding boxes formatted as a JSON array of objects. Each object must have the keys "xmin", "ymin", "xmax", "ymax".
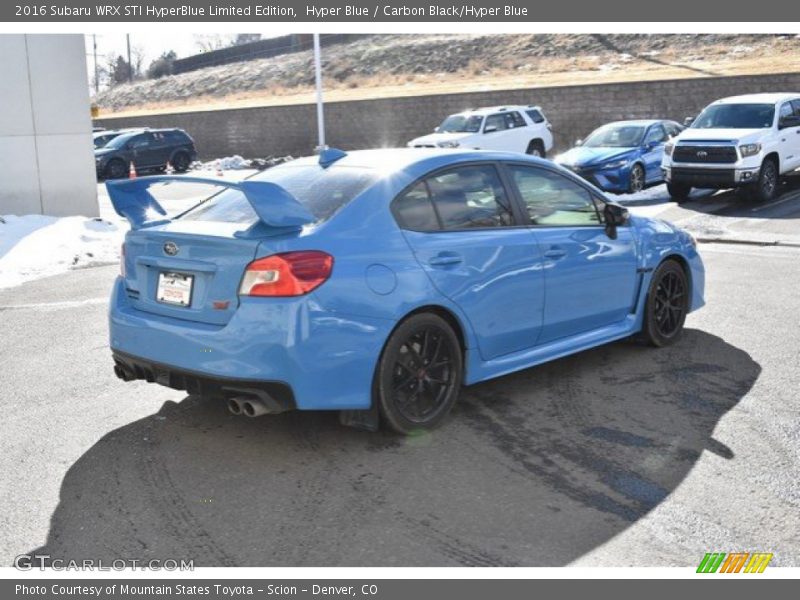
[
  {"xmin": 448, "ymin": 105, "xmax": 542, "ymax": 117},
  {"xmin": 711, "ymin": 93, "xmax": 800, "ymax": 105},
  {"xmin": 596, "ymin": 119, "xmax": 669, "ymax": 128},
  {"xmin": 285, "ymin": 147, "xmax": 549, "ymax": 176}
]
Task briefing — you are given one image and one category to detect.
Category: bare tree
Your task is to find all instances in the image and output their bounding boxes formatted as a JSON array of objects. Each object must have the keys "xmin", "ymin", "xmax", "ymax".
[{"xmin": 193, "ymin": 34, "xmax": 237, "ymax": 52}]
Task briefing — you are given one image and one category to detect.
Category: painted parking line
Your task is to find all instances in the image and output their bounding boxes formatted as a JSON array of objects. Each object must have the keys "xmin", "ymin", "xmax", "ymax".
[
  {"xmin": 0, "ymin": 297, "xmax": 107, "ymax": 311},
  {"xmin": 750, "ymin": 190, "xmax": 800, "ymax": 213}
]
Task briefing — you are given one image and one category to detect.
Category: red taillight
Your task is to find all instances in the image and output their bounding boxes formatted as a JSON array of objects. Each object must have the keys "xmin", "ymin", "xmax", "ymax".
[
  {"xmin": 239, "ymin": 251, "xmax": 333, "ymax": 297},
  {"xmin": 120, "ymin": 243, "xmax": 126, "ymax": 277}
]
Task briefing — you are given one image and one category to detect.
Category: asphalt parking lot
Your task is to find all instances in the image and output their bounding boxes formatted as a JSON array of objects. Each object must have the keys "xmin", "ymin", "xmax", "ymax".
[{"xmin": 1, "ymin": 179, "xmax": 799, "ymax": 567}]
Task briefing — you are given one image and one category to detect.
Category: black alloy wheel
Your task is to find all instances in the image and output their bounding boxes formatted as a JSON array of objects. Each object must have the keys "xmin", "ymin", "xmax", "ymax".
[
  {"xmin": 642, "ymin": 259, "xmax": 689, "ymax": 347},
  {"xmin": 376, "ymin": 313, "xmax": 462, "ymax": 434}
]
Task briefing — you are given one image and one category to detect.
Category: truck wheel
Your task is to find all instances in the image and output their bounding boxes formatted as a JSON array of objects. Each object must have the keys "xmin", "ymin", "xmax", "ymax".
[
  {"xmin": 667, "ymin": 182, "xmax": 691, "ymax": 203},
  {"xmin": 526, "ymin": 140, "xmax": 545, "ymax": 158},
  {"xmin": 752, "ymin": 158, "xmax": 778, "ymax": 203}
]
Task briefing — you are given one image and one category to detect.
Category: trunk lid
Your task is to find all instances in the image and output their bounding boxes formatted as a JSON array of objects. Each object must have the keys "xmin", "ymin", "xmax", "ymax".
[{"xmin": 109, "ymin": 175, "xmax": 314, "ymax": 326}]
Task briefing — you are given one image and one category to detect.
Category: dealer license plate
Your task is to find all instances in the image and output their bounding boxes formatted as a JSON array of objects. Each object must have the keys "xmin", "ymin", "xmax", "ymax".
[{"xmin": 156, "ymin": 272, "xmax": 194, "ymax": 307}]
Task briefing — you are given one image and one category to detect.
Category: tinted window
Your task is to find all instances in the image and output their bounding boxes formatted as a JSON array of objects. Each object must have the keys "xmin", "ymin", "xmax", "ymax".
[
  {"xmin": 793, "ymin": 100, "xmax": 800, "ymax": 116},
  {"xmin": 484, "ymin": 114, "xmax": 508, "ymax": 132},
  {"xmin": 509, "ymin": 112, "xmax": 526, "ymax": 128},
  {"xmin": 129, "ymin": 134, "xmax": 153, "ymax": 149},
  {"xmin": 426, "ymin": 165, "xmax": 514, "ymax": 230},
  {"xmin": 779, "ymin": 102, "xmax": 793, "ymax": 119},
  {"xmin": 509, "ymin": 165, "xmax": 602, "ymax": 227},
  {"xmin": 165, "ymin": 130, "xmax": 190, "ymax": 143},
  {"xmin": 526, "ymin": 109, "xmax": 544, "ymax": 123},
  {"xmin": 181, "ymin": 165, "xmax": 378, "ymax": 225},
  {"xmin": 105, "ymin": 133, "xmax": 137, "ymax": 150},
  {"xmin": 644, "ymin": 124, "xmax": 668, "ymax": 145},
  {"xmin": 393, "ymin": 182, "xmax": 439, "ymax": 232},
  {"xmin": 692, "ymin": 103, "xmax": 775, "ymax": 129}
]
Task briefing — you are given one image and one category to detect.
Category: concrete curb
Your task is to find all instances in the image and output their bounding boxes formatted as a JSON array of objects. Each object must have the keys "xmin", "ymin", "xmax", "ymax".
[{"xmin": 697, "ymin": 237, "xmax": 800, "ymax": 248}]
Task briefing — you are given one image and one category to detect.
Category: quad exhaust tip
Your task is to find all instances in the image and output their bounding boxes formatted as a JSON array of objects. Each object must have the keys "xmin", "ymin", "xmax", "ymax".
[{"xmin": 227, "ymin": 395, "xmax": 281, "ymax": 417}]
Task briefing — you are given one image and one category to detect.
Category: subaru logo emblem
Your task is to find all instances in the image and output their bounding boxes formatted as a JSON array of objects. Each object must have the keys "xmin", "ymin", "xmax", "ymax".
[
  {"xmin": 163, "ymin": 242, "xmax": 179, "ymax": 256},
  {"xmin": 696, "ymin": 150, "xmax": 708, "ymax": 158}
]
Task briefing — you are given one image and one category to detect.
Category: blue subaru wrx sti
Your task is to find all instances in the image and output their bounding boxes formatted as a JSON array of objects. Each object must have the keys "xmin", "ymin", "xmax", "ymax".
[{"xmin": 108, "ymin": 148, "xmax": 704, "ymax": 434}]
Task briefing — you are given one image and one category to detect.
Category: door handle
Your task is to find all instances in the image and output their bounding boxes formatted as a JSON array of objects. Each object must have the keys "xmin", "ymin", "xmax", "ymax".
[
  {"xmin": 544, "ymin": 247, "xmax": 567, "ymax": 259},
  {"xmin": 428, "ymin": 253, "xmax": 462, "ymax": 267}
]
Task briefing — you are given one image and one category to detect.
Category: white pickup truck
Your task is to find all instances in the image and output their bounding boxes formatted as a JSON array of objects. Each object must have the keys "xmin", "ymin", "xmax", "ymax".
[{"xmin": 661, "ymin": 93, "xmax": 800, "ymax": 202}]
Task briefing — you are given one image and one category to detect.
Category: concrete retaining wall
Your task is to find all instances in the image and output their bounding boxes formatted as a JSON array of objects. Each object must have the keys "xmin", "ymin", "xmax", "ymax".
[{"xmin": 97, "ymin": 72, "xmax": 800, "ymax": 161}]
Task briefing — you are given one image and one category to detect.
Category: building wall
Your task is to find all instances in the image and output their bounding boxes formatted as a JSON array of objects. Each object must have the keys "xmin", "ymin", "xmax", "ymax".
[
  {"xmin": 0, "ymin": 34, "xmax": 97, "ymax": 217},
  {"xmin": 97, "ymin": 71, "xmax": 800, "ymax": 161}
]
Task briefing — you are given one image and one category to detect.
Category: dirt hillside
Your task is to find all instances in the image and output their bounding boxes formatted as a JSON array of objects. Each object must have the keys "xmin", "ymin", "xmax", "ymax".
[{"xmin": 96, "ymin": 34, "xmax": 800, "ymax": 117}]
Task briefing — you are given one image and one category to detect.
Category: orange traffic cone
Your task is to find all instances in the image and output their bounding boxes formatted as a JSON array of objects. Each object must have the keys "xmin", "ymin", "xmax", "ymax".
[
  {"xmin": 128, "ymin": 162, "xmax": 137, "ymax": 179},
  {"xmin": 165, "ymin": 161, "xmax": 174, "ymax": 175}
]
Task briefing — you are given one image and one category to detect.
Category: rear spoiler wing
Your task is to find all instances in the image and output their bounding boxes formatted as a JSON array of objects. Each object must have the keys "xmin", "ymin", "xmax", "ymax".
[{"xmin": 105, "ymin": 175, "xmax": 315, "ymax": 230}]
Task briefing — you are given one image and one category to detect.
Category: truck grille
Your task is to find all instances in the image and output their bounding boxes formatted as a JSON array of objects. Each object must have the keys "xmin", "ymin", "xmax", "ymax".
[
  {"xmin": 673, "ymin": 145, "xmax": 738, "ymax": 164},
  {"xmin": 671, "ymin": 168, "xmax": 736, "ymax": 187}
]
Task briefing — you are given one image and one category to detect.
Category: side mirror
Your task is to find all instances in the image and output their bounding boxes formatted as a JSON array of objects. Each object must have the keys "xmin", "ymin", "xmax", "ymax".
[
  {"xmin": 603, "ymin": 203, "xmax": 629, "ymax": 240},
  {"xmin": 575, "ymin": 139, "xmax": 583, "ymax": 146},
  {"xmin": 683, "ymin": 116, "xmax": 695, "ymax": 127},
  {"xmin": 433, "ymin": 126, "xmax": 440, "ymax": 133},
  {"xmin": 484, "ymin": 125, "xmax": 498, "ymax": 134}
]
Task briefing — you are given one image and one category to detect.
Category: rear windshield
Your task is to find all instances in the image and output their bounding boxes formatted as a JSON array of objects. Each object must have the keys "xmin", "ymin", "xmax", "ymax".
[{"xmin": 179, "ymin": 164, "xmax": 378, "ymax": 225}]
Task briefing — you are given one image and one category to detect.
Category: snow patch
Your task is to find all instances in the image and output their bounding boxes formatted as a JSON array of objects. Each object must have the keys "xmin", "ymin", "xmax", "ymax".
[{"xmin": 0, "ymin": 215, "xmax": 125, "ymax": 289}]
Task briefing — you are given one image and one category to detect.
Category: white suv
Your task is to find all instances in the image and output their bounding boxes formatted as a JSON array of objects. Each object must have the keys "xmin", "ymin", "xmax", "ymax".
[
  {"xmin": 662, "ymin": 93, "xmax": 800, "ymax": 202},
  {"xmin": 407, "ymin": 105, "xmax": 554, "ymax": 157}
]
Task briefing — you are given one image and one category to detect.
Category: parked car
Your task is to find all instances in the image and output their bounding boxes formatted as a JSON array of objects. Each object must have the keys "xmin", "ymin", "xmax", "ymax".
[
  {"xmin": 95, "ymin": 128, "xmax": 197, "ymax": 179},
  {"xmin": 407, "ymin": 105, "xmax": 554, "ymax": 157},
  {"xmin": 93, "ymin": 128, "xmax": 144, "ymax": 149},
  {"xmin": 555, "ymin": 120, "xmax": 683, "ymax": 194},
  {"xmin": 662, "ymin": 93, "xmax": 800, "ymax": 202},
  {"xmin": 107, "ymin": 148, "xmax": 704, "ymax": 435}
]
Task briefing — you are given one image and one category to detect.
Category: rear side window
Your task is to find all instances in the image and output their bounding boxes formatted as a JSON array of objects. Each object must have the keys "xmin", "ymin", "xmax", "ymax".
[
  {"xmin": 393, "ymin": 165, "xmax": 514, "ymax": 231},
  {"xmin": 393, "ymin": 182, "xmax": 439, "ymax": 232},
  {"xmin": 180, "ymin": 165, "xmax": 378, "ymax": 225},
  {"xmin": 526, "ymin": 109, "xmax": 545, "ymax": 123},
  {"xmin": 509, "ymin": 112, "xmax": 526, "ymax": 128},
  {"xmin": 165, "ymin": 130, "xmax": 190, "ymax": 143}
]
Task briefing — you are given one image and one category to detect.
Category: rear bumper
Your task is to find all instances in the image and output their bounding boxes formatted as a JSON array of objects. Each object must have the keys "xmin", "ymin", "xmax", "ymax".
[
  {"xmin": 109, "ymin": 277, "xmax": 393, "ymax": 410},
  {"xmin": 112, "ymin": 350, "xmax": 296, "ymax": 411}
]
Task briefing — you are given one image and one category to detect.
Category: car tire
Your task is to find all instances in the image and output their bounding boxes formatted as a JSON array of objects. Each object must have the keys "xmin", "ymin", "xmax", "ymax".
[
  {"xmin": 105, "ymin": 159, "xmax": 127, "ymax": 180},
  {"xmin": 172, "ymin": 152, "xmax": 190, "ymax": 173},
  {"xmin": 667, "ymin": 182, "xmax": 691, "ymax": 203},
  {"xmin": 752, "ymin": 157, "xmax": 779, "ymax": 203},
  {"xmin": 375, "ymin": 313, "xmax": 463, "ymax": 435},
  {"xmin": 641, "ymin": 259, "xmax": 689, "ymax": 347},
  {"xmin": 526, "ymin": 140, "xmax": 546, "ymax": 158},
  {"xmin": 628, "ymin": 163, "xmax": 645, "ymax": 194}
]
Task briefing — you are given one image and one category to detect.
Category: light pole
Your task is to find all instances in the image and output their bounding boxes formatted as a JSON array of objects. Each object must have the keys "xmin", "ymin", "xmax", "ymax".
[
  {"xmin": 126, "ymin": 33, "xmax": 132, "ymax": 82},
  {"xmin": 313, "ymin": 33, "xmax": 326, "ymax": 152}
]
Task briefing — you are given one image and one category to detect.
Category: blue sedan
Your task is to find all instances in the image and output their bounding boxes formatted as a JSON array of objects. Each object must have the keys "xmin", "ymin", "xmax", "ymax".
[
  {"xmin": 108, "ymin": 148, "xmax": 704, "ymax": 434},
  {"xmin": 556, "ymin": 120, "xmax": 683, "ymax": 194}
]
